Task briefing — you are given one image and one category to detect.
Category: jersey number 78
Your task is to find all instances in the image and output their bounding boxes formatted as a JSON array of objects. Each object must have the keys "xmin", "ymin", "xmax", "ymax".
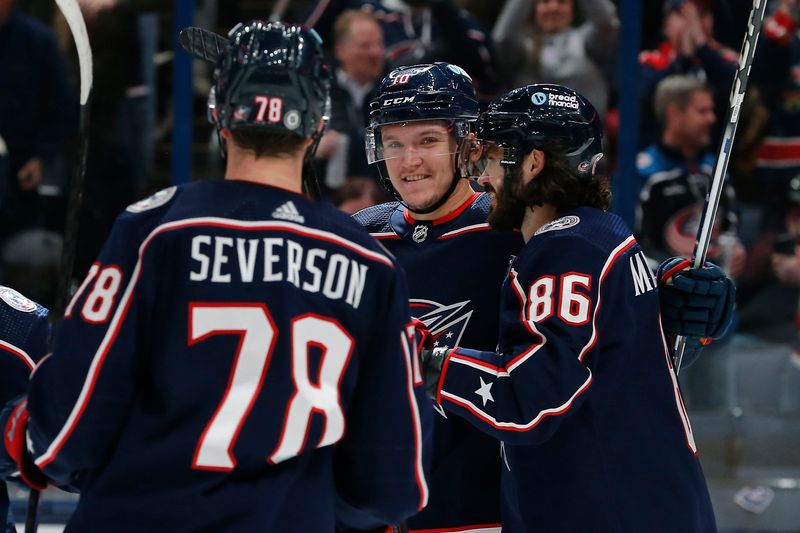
[{"xmin": 188, "ymin": 302, "xmax": 354, "ymax": 470}]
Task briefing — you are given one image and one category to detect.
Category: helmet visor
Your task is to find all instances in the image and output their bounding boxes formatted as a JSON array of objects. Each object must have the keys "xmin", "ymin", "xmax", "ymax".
[
  {"xmin": 463, "ymin": 139, "xmax": 520, "ymax": 181},
  {"xmin": 366, "ymin": 120, "xmax": 469, "ymax": 165}
]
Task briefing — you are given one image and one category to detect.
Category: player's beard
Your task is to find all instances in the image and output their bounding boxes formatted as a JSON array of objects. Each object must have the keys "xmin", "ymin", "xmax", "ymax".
[{"xmin": 487, "ymin": 168, "xmax": 526, "ymax": 232}]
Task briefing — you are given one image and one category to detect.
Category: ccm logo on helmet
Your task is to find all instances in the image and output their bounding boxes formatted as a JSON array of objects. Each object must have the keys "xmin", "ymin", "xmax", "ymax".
[{"xmin": 383, "ymin": 96, "xmax": 416, "ymax": 106}]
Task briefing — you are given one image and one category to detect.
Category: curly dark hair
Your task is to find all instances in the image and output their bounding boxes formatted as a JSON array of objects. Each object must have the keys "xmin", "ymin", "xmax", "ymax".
[{"xmin": 519, "ymin": 148, "xmax": 611, "ymax": 212}]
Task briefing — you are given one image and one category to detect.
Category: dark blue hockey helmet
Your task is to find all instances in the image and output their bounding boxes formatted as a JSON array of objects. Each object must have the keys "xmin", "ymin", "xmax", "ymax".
[
  {"xmin": 476, "ymin": 84, "xmax": 604, "ymax": 179},
  {"xmin": 365, "ymin": 63, "xmax": 479, "ymax": 212},
  {"xmin": 210, "ymin": 21, "xmax": 331, "ymax": 140},
  {"xmin": 367, "ymin": 62, "xmax": 479, "ymax": 129}
]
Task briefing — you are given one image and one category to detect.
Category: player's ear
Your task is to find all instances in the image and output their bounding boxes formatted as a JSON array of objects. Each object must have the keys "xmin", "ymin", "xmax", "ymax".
[{"xmin": 522, "ymin": 149, "xmax": 546, "ymax": 184}]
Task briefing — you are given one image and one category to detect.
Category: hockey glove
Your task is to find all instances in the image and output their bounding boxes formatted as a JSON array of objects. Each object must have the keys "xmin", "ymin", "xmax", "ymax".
[
  {"xmin": 411, "ymin": 318, "xmax": 433, "ymax": 354},
  {"xmin": 656, "ymin": 257, "xmax": 735, "ymax": 340},
  {"xmin": 2, "ymin": 397, "xmax": 47, "ymax": 490},
  {"xmin": 419, "ymin": 347, "xmax": 449, "ymax": 400}
]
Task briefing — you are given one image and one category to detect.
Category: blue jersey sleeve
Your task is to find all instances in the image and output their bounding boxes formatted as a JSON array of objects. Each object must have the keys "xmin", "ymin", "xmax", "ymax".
[
  {"xmin": 335, "ymin": 262, "xmax": 431, "ymax": 530},
  {"xmin": 435, "ymin": 233, "xmax": 628, "ymax": 446},
  {"xmin": 24, "ymin": 210, "xmax": 153, "ymax": 486},
  {"xmin": 0, "ymin": 288, "xmax": 49, "ymax": 404}
]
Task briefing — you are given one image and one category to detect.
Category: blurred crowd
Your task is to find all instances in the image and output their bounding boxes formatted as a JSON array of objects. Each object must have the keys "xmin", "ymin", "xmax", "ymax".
[{"xmin": 4, "ymin": 0, "xmax": 800, "ymax": 381}]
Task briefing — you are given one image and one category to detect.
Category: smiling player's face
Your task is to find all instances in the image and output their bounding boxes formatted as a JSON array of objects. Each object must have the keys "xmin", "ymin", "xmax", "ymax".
[{"xmin": 382, "ymin": 121, "xmax": 458, "ymax": 212}]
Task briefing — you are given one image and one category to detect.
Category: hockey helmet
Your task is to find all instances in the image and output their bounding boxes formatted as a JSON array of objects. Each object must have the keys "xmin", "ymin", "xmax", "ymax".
[
  {"xmin": 475, "ymin": 84, "xmax": 604, "ymax": 180},
  {"xmin": 210, "ymin": 21, "xmax": 331, "ymax": 140}
]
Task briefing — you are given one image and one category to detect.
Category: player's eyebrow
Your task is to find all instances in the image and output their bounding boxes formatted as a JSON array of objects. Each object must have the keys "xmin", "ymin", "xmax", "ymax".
[
  {"xmin": 415, "ymin": 128, "xmax": 450, "ymax": 137},
  {"xmin": 383, "ymin": 128, "xmax": 449, "ymax": 142}
]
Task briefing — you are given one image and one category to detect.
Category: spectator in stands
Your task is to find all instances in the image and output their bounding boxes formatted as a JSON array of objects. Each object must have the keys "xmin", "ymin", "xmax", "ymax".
[
  {"xmin": 315, "ymin": 9, "xmax": 385, "ymax": 195},
  {"xmin": 771, "ymin": 176, "xmax": 800, "ymax": 286},
  {"xmin": 0, "ymin": 0, "xmax": 76, "ymax": 248},
  {"xmin": 636, "ymin": 74, "xmax": 746, "ymax": 278},
  {"xmin": 638, "ymin": 0, "xmax": 739, "ymax": 146},
  {"xmin": 491, "ymin": 0, "xmax": 619, "ymax": 118},
  {"xmin": 637, "ymin": 74, "xmax": 746, "ymax": 410},
  {"xmin": 753, "ymin": 0, "xmax": 800, "ymax": 218},
  {"xmin": 311, "ymin": 0, "xmax": 498, "ymax": 101}
]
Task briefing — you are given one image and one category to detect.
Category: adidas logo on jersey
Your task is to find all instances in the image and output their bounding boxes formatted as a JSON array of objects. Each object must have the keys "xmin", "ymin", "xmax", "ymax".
[{"xmin": 272, "ymin": 201, "xmax": 305, "ymax": 224}]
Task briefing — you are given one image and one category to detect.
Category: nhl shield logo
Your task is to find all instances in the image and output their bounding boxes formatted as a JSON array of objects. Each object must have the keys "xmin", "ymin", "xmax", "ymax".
[{"xmin": 412, "ymin": 225, "xmax": 429, "ymax": 243}]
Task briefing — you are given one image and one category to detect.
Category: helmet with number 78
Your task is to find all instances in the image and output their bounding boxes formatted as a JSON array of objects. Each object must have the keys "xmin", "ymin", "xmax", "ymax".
[{"xmin": 209, "ymin": 20, "xmax": 331, "ymax": 140}]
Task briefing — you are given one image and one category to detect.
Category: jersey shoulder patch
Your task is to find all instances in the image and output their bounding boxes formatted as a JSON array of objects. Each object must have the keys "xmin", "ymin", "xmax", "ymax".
[
  {"xmin": 535, "ymin": 215, "xmax": 581, "ymax": 236},
  {"xmin": 127, "ymin": 186, "xmax": 177, "ymax": 213},
  {"xmin": 0, "ymin": 286, "xmax": 37, "ymax": 312}
]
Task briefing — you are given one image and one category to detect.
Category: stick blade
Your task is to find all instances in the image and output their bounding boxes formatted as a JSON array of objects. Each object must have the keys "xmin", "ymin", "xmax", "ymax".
[{"xmin": 179, "ymin": 27, "xmax": 229, "ymax": 63}]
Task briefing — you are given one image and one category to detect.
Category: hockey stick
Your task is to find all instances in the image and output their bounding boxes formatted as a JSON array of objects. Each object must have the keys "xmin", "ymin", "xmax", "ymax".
[
  {"xmin": 24, "ymin": 2, "xmax": 93, "ymax": 532},
  {"xmin": 270, "ymin": 0, "xmax": 292, "ymax": 22},
  {"xmin": 672, "ymin": 0, "xmax": 767, "ymax": 375},
  {"xmin": 52, "ymin": 0, "xmax": 93, "ymax": 322}
]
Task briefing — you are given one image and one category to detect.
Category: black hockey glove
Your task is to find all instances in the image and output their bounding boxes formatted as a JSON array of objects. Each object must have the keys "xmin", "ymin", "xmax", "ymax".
[
  {"xmin": 419, "ymin": 347, "xmax": 449, "ymax": 399},
  {"xmin": 656, "ymin": 257, "xmax": 735, "ymax": 340}
]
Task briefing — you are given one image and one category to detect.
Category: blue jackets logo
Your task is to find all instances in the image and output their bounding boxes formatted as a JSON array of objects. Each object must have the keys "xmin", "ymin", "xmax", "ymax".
[
  {"xmin": 411, "ymin": 299, "xmax": 473, "ymax": 351},
  {"xmin": 0, "ymin": 287, "xmax": 36, "ymax": 312},
  {"xmin": 535, "ymin": 215, "xmax": 580, "ymax": 235}
]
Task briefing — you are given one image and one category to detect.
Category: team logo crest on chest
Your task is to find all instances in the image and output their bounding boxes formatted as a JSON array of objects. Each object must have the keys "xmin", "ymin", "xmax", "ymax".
[{"xmin": 412, "ymin": 224, "xmax": 429, "ymax": 243}]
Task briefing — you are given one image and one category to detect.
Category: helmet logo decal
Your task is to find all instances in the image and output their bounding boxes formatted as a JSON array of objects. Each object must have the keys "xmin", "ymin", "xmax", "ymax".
[
  {"xmin": 446, "ymin": 64, "xmax": 471, "ymax": 80},
  {"xmin": 412, "ymin": 224, "xmax": 429, "ymax": 243},
  {"xmin": 383, "ymin": 96, "xmax": 416, "ymax": 106},
  {"xmin": 255, "ymin": 96, "xmax": 284, "ymax": 123},
  {"xmin": 233, "ymin": 106, "xmax": 250, "ymax": 121},
  {"xmin": 548, "ymin": 93, "xmax": 580, "ymax": 109},
  {"xmin": 284, "ymin": 110, "xmax": 301, "ymax": 130},
  {"xmin": 531, "ymin": 91, "xmax": 580, "ymax": 109}
]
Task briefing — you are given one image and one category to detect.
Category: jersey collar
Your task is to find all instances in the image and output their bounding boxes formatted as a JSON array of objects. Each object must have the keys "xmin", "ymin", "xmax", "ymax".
[{"xmin": 402, "ymin": 192, "xmax": 481, "ymax": 227}]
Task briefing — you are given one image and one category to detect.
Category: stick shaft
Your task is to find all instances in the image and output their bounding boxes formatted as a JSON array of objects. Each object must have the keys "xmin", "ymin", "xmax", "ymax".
[{"xmin": 673, "ymin": 0, "xmax": 768, "ymax": 374}]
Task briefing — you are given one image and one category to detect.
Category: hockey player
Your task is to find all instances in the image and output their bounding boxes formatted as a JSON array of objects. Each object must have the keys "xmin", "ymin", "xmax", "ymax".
[
  {"xmin": 0, "ymin": 286, "xmax": 48, "ymax": 533},
  {"xmin": 0, "ymin": 21, "xmax": 430, "ymax": 532},
  {"xmin": 356, "ymin": 63, "xmax": 731, "ymax": 532},
  {"xmin": 422, "ymin": 84, "xmax": 720, "ymax": 532},
  {"xmin": 355, "ymin": 62, "xmax": 519, "ymax": 531}
]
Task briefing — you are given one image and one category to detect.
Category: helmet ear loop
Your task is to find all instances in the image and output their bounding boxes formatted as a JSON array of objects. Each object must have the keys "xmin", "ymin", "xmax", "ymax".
[
  {"xmin": 207, "ymin": 87, "xmax": 228, "ymax": 159},
  {"xmin": 301, "ymin": 116, "xmax": 330, "ymax": 200}
]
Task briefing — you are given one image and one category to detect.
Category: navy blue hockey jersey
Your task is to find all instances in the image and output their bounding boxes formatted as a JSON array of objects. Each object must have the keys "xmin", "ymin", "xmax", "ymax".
[
  {"xmin": 355, "ymin": 192, "xmax": 522, "ymax": 532},
  {"xmin": 0, "ymin": 287, "xmax": 49, "ymax": 533},
  {"xmin": 436, "ymin": 207, "xmax": 716, "ymax": 532},
  {"xmin": 19, "ymin": 181, "xmax": 431, "ymax": 532}
]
